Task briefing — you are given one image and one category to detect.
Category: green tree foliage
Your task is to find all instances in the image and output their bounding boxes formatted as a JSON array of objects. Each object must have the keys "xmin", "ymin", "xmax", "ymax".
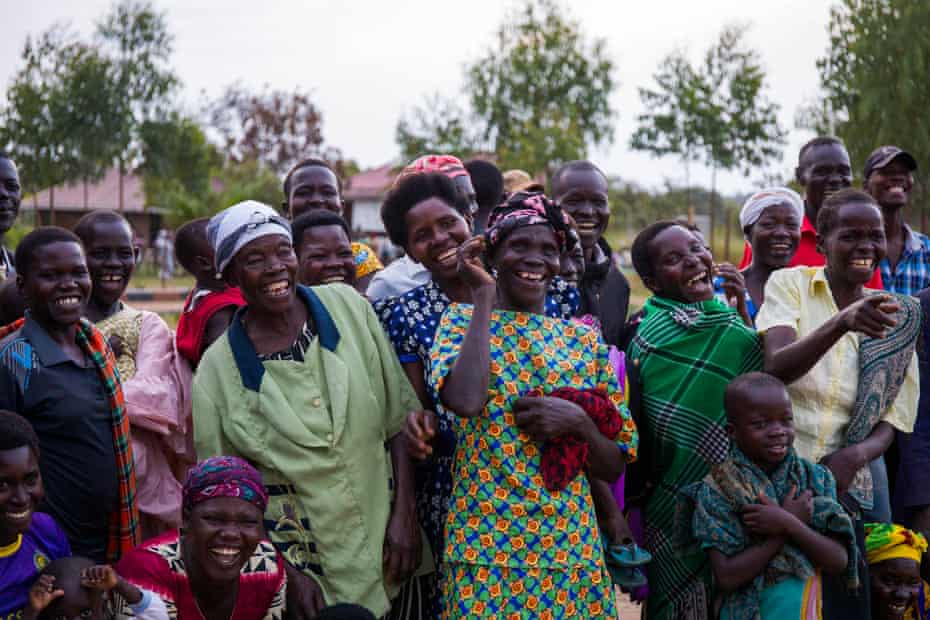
[
  {"xmin": 140, "ymin": 114, "xmax": 219, "ymax": 198},
  {"xmin": 96, "ymin": 0, "xmax": 178, "ymax": 166},
  {"xmin": 466, "ymin": 0, "xmax": 615, "ymax": 174},
  {"xmin": 631, "ymin": 24, "xmax": 784, "ymax": 251},
  {"xmin": 395, "ymin": 94, "xmax": 484, "ymax": 163},
  {"xmin": 0, "ymin": 27, "xmax": 79, "ymax": 203},
  {"xmin": 817, "ymin": 0, "xmax": 930, "ymax": 224}
]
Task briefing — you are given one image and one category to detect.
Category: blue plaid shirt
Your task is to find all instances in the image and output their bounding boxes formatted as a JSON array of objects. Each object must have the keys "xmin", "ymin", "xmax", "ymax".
[{"xmin": 880, "ymin": 225, "xmax": 930, "ymax": 296}]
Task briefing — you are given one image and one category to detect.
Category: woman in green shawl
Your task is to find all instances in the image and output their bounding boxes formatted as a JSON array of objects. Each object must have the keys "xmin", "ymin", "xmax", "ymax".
[{"xmin": 626, "ymin": 221, "xmax": 762, "ymax": 620}]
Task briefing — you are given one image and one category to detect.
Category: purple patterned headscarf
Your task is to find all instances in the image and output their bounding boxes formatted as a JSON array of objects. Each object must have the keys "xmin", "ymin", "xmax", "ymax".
[
  {"xmin": 486, "ymin": 191, "xmax": 571, "ymax": 253},
  {"xmin": 183, "ymin": 456, "xmax": 268, "ymax": 514}
]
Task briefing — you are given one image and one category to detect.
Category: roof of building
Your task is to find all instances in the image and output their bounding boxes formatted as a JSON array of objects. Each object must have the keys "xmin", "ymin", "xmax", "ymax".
[
  {"xmin": 25, "ymin": 167, "xmax": 153, "ymax": 213},
  {"xmin": 344, "ymin": 163, "xmax": 396, "ymax": 201}
]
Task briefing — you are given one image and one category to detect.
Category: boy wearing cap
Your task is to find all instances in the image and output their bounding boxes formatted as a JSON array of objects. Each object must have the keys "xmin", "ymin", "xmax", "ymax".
[{"xmin": 864, "ymin": 145, "xmax": 930, "ymax": 296}]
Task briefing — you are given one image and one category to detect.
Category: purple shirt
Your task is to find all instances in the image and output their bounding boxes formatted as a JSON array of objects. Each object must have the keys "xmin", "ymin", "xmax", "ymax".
[{"xmin": 0, "ymin": 513, "xmax": 71, "ymax": 620}]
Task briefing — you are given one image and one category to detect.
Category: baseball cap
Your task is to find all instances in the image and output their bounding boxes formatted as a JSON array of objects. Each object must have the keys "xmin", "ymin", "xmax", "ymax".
[{"xmin": 863, "ymin": 145, "xmax": 917, "ymax": 179}]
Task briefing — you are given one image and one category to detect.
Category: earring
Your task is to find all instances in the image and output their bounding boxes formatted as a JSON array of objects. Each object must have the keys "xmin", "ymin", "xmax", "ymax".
[{"xmin": 215, "ymin": 272, "xmax": 223, "ymax": 280}]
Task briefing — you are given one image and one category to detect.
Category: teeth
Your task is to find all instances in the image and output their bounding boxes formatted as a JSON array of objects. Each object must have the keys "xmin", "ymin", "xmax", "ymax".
[
  {"xmin": 7, "ymin": 510, "xmax": 29, "ymax": 519},
  {"xmin": 263, "ymin": 281, "xmax": 289, "ymax": 296},
  {"xmin": 687, "ymin": 271, "xmax": 707, "ymax": 286},
  {"xmin": 436, "ymin": 249, "xmax": 457, "ymax": 263},
  {"xmin": 516, "ymin": 271, "xmax": 544, "ymax": 282},
  {"xmin": 101, "ymin": 275, "xmax": 123, "ymax": 282},
  {"xmin": 210, "ymin": 547, "xmax": 240, "ymax": 556},
  {"xmin": 851, "ymin": 259, "xmax": 873, "ymax": 267},
  {"xmin": 321, "ymin": 276, "xmax": 345, "ymax": 283},
  {"xmin": 576, "ymin": 223, "xmax": 597, "ymax": 230},
  {"xmin": 54, "ymin": 296, "xmax": 81, "ymax": 307}
]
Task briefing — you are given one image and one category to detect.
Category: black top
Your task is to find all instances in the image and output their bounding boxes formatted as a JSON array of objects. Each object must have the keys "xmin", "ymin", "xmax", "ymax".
[
  {"xmin": 0, "ymin": 316, "xmax": 118, "ymax": 562},
  {"xmin": 579, "ymin": 237, "xmax": 631, "ymax": 349}
]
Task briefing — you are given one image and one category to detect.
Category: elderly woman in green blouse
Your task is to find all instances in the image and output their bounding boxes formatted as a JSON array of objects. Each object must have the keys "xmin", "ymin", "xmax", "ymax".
[{"xmin": 192, "ymin": 200, "xmax": 430, "ymax": 617}]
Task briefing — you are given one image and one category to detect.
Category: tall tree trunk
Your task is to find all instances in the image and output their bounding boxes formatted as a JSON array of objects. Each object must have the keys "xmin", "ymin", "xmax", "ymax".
[
  {"xmin": 83, "ymin": 178, "xmax": 89, "ymax": 210},
  {"xmin": 724, "ymin": 200, "xmax": 733, "ymax": 262},
  {"xmin": 709, "ymin": 165, "xmax": 717, "ymax": 252},
  {"xmin": 119, "ymin": 160, "xmax": 125, "ymax": 213},
  {"xmin": 49, "ymin": 185, "xmax": 55, "ymax": 226}
]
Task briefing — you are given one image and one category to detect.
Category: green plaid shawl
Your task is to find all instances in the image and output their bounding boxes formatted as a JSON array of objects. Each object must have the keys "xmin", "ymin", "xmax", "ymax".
[
  {"xmin": 628, "ymin": 296, "xmax": 762, "ymax": 620},
  {"xmin": 677, "ymin": 445, "xmax": 857, "ymax": 620},
  {"xmin": 0, "ymin": 317, "xmax": 139, "ymax": 561}
]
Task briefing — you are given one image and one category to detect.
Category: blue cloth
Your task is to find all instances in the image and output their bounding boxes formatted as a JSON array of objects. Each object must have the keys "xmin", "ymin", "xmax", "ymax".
[
  {"xmin": 880, "ymin": 226, "xmax": 930, "ymax": 296},
  {"xmin": 0, "ymin": 513, "xmax": 71, "ymax": 619},
  {"xmin": 713, "ymin": 276, "xmax": 758, "ymax": 323}
]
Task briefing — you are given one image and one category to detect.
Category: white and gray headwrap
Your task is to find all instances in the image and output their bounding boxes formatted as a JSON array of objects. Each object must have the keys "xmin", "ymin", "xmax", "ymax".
[
  {"xmin": 739, "ymin": 187, "xmax": 804, "ymax": 239},
  {"xmin": 207, "ymin": 200, "xmax": 292, "ymax": 276}
]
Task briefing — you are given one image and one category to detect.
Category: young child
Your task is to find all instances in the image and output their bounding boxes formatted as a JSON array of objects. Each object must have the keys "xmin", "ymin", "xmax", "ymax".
[
  {"xmin": 74, "ymin": 211, "xmax": 193, "ymax": 539},
  {"xmin": 173, "ymin": 217, "xmax": 245, "ymax": 368},
  {"xmin": 292, "ymin": 210, "xmax": 357, "ymax": 287},
  {"xmin": 678, "ymin": 372, "xmax": 857, "ymax": 619},
  {"xmin": 26, "ymin": 557, "xmax": 166, "ymax": 620},
  {"xmin": 865, "ymin": 523, "xmax": 930, "ymax": 620},
  {"xmin": 0, "ymin": 410, "xmax": 71, "ymax": 620}
]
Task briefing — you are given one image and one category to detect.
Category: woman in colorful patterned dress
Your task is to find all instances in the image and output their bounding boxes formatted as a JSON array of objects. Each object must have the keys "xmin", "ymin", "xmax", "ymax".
[
  {"xmin": 374, "ymin": 174, "xmax": 578, "ymax": 618},
  {"xmin": 429, "ymin": 192, "xmax": 638, "ymax": 618}
]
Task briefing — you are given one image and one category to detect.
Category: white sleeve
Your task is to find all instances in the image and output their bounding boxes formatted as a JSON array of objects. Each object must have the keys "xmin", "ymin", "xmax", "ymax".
[{"xmin": 129, "ymin": 589, "xmax": 169, "ymax": 620}]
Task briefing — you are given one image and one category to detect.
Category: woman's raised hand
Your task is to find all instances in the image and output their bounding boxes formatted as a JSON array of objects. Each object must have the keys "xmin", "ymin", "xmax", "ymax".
[
  {"xmin": 839, "ymin": 294, "xmax": 899, "ymax": 339},
  {"xmin": 457, "ymin": 235, "xmax": 496, "ymax": 294}
]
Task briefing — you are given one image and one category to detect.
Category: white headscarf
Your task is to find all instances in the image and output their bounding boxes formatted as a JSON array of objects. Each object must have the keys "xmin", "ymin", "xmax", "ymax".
[
  {"xmin": 207, "ymin": 200, "xmax": 292, "ymax": 275},
  {"xmin": 739, "ymin": 187, "xmax": 804, "ymax": 239}
]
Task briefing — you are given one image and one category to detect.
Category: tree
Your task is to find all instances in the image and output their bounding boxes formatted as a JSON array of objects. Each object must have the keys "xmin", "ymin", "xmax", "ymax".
[
  {"xmin": 140, "ymin": 114, "xmax": 219, "ymax": 200},
  {"xmin": 395, "ymin": 93, "xmax": 484, "ymax": 163},
  {"xmin": 465, "ymin": 0, "xmax": 615, "ymax": 175},
  {"xmin": 631, "ymin": 24, "xmax": 784, "ymax": 254},
  {"xmin": 208, "ymin": 84, "xmax": 327, "ymax": 177},
  {"xmin": 96, "ymin": 0, "xmax": 178, "ymax": 210},
  {"xmin": 630, "ymin": 51, "xmax": 704, "ymax": 222},
  {"xmin": 817, "ymin": 0, "xmax": 930, "ymax": 228},
  {"xmin": 0, "ymin": 26, "xmax": 82, "ymax": 223}
]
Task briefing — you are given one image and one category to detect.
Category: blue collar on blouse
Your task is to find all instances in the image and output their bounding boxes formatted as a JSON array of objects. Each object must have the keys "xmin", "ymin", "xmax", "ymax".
[{"xmin": 228, "ymin": 285, "xmax": 340, "ymax": 391}]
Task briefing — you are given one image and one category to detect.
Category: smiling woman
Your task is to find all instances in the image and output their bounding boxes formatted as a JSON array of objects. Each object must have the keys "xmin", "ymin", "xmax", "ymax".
[
  {"xmin": 193, "ymin": 201, "xmax": 429, "ymax": 617},
  {"xmin": 116, "ymin": 456, "xmax": 286, "ymax": 620}
]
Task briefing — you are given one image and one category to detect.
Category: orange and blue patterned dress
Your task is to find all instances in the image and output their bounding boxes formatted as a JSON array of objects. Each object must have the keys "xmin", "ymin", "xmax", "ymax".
[{"xmin": 429, "ymin": 304, "xmax": 638, "ymax": 619}]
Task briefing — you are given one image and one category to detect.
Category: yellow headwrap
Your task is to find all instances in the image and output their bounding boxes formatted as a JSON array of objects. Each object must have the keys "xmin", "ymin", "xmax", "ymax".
[{"xmin": 864, "ymin": 522, "xmax": 929, "ymax": 565}]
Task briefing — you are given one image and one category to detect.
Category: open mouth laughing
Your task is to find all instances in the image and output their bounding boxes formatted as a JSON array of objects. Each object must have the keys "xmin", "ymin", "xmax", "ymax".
[
  {"xmin": 53, "ymin": 295, "xmax": 82, "ymax": 309},
  {"xmin": 434, "ymin": 247, "xmax": 458, "ymax": 268},
  {"xmin": 515, "ymin": 271, "xmax": 545, "ymax": 283},
  {"xmin": 262, "ymin": 280, "xmax": 290, "ymax": 298},
  {"xmin": 209, "ymin": 546, "xmax": 242, "ymax": 568}
]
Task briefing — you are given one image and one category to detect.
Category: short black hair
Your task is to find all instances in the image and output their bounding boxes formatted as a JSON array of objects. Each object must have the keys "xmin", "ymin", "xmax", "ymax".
[
  {"xmin": 725, "ymin": 372, "xmax": 788, "ymax": 423},
  {"xmin": 464, "ymin": 159, "xmax": 504, "ymax": 210},
  {"xmin": 550, "ymin": 160, "xmax": 607, "ymax": 196},
  {"xmin": 174, "ymin": 218, "xmax": 211, "ymax": 274},
  {"xmin": 73, "ymin": 210, "xmax": 132, "ymax": 244},
  {"xmin": 283, "ymin": 158, "xmax": 342, "ymax": 197},
  {"xmin": 0, "ymin": 409, "xmax": 39, "ymax": 456},
  {"xmin": 631, "ymin": 220, "xmax": 681, "ymax": 282},
  {"xmin": 14, "ymin": 227, "xmax": 84, "ymax": 277},
  {"xmin": 797, "ymin": 136, "xmax": 844, "ymax": 167},
  {"xmin": 291, "ymin": 211, "xmax": 351, "ymax": 259},
  {"xmin": 817, "ymin": 188, "xmax": 879, "ymax": 237},
  {"xmin": 380, "ymin": 172, "xmax": 469, "ymax": 249}
]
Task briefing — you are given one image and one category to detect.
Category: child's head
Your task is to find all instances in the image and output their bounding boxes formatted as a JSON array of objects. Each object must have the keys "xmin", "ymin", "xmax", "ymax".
[
  {"xmin": 725, "ymin": 372, "xmax": 795, "ymax": 469},
  {"xmin": 0, "ymin": 410, "xmax": 41, "ymax": 544},
  {"xmin": 292, "ymin": 210, "xmax": 356, "ymax": 287},
  {"xmin": 175, "ymin": 217, "xmax": 217, "ymax": 285},
  {"xmin": 73, "ymin": 211, "xmax": 137, "ymax": 311},
  {"xmin": 15, "ymin": 227, "xmax": 90, "ymax": 330},
  {"xmin": 38, "ymin": 557, "xmax": 102, "ymax": 620},
  {"xmin": 865, "ymin": 523, "xmax": 927, "ymax": 620}
]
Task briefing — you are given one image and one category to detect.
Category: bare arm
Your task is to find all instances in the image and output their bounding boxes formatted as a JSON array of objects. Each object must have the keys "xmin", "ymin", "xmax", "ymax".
[
  {"xmin": 438, "ymin": 236, "xmax": 496, "ymax": 418},
  {"xmin": 782, "ymin": 514, "xmax": 848, "ymax": 576},
  {"xmin": 764, "ymin": 295, "xmax": 898, "ymax": 384},
  {"xmin": 402, "ymin": 360, "xmax": 431, "ymax": 409},
  {"xmin": 709, "ymin": 538, "xmax": 786, "ymax": 592},
  {"xmin": 202, "ymin": 306, "xmax": 236, "ymax": 355}
]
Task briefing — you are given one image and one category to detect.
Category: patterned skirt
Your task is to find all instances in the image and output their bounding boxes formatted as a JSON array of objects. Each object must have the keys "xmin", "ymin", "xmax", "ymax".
[{"xmin": 442, "ymin": 562, "xmax": 616, "ymax": 619}]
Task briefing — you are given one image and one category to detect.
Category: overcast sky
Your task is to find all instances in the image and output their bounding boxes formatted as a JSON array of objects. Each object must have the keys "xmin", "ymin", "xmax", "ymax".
[{"xmin": 6, "ymin": 0, "xmax": 834, "ymax": 194}]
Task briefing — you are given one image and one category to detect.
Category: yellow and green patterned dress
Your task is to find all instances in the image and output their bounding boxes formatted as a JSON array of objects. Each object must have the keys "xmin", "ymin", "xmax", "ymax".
[{"xmin": 429, "ymin": 304, "xmax": 638, "ymax": 619}]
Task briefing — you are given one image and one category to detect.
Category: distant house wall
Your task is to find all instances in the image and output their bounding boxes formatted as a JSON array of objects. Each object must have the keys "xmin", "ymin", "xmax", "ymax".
[{"xmin": 350, "ymin": 199, "xmax": 385, "ymax": 234}]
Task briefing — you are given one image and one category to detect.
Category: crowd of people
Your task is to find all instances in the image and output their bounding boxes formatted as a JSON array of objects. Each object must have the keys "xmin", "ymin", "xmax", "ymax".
[{"xmin": 0, "ymin": 137, "xmax": 928, "ymax": 620}]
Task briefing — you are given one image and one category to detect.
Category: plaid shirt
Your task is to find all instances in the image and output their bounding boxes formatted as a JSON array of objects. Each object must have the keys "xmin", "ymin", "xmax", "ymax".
[{"xmin": 880, "ymin": 225, "xmax": 930, "ymax": 296}]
